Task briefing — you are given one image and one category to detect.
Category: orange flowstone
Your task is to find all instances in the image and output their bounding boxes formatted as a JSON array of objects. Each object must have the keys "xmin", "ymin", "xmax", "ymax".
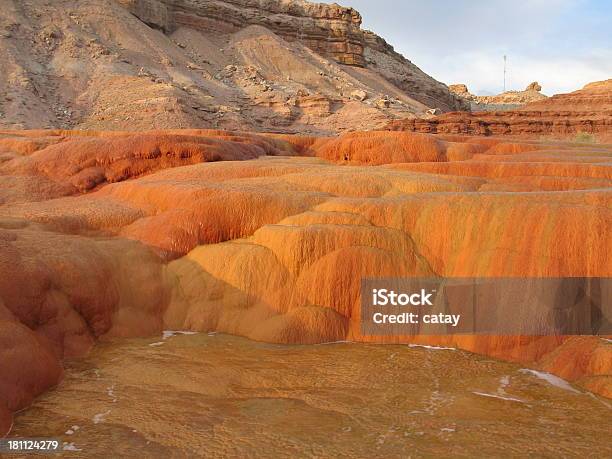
[{"xmin": 0, "ymin": 129, "xmax": 611, "ymax": 433}]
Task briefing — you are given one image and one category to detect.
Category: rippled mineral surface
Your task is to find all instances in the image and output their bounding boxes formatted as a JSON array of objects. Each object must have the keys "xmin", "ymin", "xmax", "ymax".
[{"xmin": 10, "ymin": 333, "xmax": 612, "ymax": 458}]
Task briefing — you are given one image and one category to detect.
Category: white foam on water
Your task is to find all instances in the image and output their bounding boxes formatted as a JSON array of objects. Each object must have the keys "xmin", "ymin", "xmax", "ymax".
[
  {"xmin": 63, "ymin": 443, "xmax": 82, "ymax": 451},
  {"xmin": 441, "ymin": 427, "xmax": 455, "ymax": 433},
  {"xmin": 408, "ymin": 344, "xmax": 456, "ymax": 351},
  {"xmin": 601, "ymin": 338, "xmax": 612, "ymax": 343},
  {"xmin": 92, "ymin": 410, "xmax": 110, "ymax": 424},
  {"xmin": 519, "ymin": 369, "xmax": 580, "ymax": 393},
  {"xmin": 65, "ymin": 429, "xmax": 74, "ymax": 435},
  {"xmin": 315, "ymin": 340, "xmax": 350, "ymax": 345},
  {"xmin": 107, "ymin": 385, "xmax": 117, "ymax": 403},
  {"xmin": 149, "ymin": 342, "xmax": 164, "ymax": 347},
  {"xmin": 162, "ymin": 330, "xmax": 199, "ymax": 340},
  {"xmin": 489, "ymin": 375, "xmax": 521, "ymax": 400},
  {"xmin": 588, "ymin": 392, "xmax": 612, "ymax": 409},
  {"xmin": 472, "ymin": 391, "xmax": 524, "ymax": 403}
]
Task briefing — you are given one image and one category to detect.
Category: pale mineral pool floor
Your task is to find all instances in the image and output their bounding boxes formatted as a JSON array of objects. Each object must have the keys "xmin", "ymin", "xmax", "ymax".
[{"xmin": 9, "ymin": 333, "xmax": 612, "ymax": 458}]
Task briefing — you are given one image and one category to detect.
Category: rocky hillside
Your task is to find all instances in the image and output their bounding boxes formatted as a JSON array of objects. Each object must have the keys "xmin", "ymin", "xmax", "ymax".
[
  {"xmin": 389, "ymin": 79, "xmax": 612, "ymax": 139},
  {"xmin": 0, "ymin": 0, "xmax": 467, "ymax": 134},
  {"xmin": 449, "ymin": 82, "xmax": 548, "ymax": 111}
]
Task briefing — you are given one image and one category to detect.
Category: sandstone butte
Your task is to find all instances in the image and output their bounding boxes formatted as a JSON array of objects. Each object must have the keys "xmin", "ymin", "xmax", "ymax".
[
  {"xmin": 1, "ymin": 128, "xmax": 611, "ymax": 435},
  {"xmin": 389, "ymin": 79, "xmax": 612, "ymax": 141},
  {"xmin": 448, "ymin": 82, "xmax": 548, "ymax": 111}
]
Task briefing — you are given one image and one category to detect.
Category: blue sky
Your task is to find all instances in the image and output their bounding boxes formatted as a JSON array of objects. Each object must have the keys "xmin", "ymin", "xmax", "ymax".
[{"xmin": 320, "ymin": 0, "xmax": 611, "ymax": 95}]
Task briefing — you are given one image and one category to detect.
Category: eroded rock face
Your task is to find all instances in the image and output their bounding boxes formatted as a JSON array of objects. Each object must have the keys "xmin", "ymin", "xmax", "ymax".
[
  {"xmin": 0, "ymin": 129, "xmax": 611, "ymax": 433},
  {"xmin": 448, "ymin": 84, "xmax": 470, "ymax": 97},
  {"xmin": 165, "ymin": 0, "xmax": 366, "ymax": 65},
  {"xmin": 388, "ymin": 110, "xmax": 612, "ymax": 138},
  {"xmin": 0, "ymin": 0, "xmax": 465, "ymax": 133},
  {"xmin": 390, "ymin": 79, "xmax": 612, "ymax": 139},
  {"xmin": 155, "ymin": 0, "xmax": 467, "ymax": 110},
  {"xmin": 116, "ymin": 0, "xmax": 172, "ymax": 31},
  {"xmin": 449, "ymin": 82, "xmax": 548, "ymax": 111},
  {"xmin": 526, "ymin": 81, "xmax": 542, "ymax": 92}
]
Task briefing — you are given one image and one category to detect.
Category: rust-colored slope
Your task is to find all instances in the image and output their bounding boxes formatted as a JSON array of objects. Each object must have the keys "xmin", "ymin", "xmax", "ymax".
[
  {"xmin": 0, "ymin": 130, "xmax": 297, "ymax": 196},
  {"xmin": 0, "ymin": 129, "xmax": 611, "ymax": 433},
  {"xmin": 525, "ymin": 79, "xmax": 612, "ymax": 112}
]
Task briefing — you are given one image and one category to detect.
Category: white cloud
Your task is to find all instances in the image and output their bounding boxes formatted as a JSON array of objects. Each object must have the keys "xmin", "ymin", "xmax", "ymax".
[
  {"xmin": 320, "ymin": 0, "xmax": 611, "ymax": 95},
  {"xmin": 419, "ymin": 48, "xmax": 612, "ymax": 95}
]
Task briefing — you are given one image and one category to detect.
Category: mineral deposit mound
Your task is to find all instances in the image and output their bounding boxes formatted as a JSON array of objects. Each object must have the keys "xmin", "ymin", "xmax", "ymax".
[
  {"xmin": 1, "ymin": 128, "xmax": 611, "ymax": 433},
  {"xmin": 1, "ymin": 0, "xmax": 611, "ymax": 445}
]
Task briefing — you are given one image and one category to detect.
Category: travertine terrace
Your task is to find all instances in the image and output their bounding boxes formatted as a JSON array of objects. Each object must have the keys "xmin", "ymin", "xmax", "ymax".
[{"xmin": 1, "ymin": 129, "xmax": 611, "ymax": 434}]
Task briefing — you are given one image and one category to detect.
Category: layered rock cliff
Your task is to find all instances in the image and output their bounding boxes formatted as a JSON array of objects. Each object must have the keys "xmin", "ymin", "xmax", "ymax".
[
  {"xmin": 0, "ymin": 0, "xmax": 466, "ymax": 134},
  {"xmin": 165, "ymin": 0, "xmax": 367, "ymax": 65},
  {"xmin": 156, "ymin": 0, "xmax": 467, "ymax": 110},
  {"xmin": 116, "ymin": 0, "xmax": 173, "ymax": 31},
  {"xmin": 389, "ymin": 80, "xmax": 612, "ymax": 139}
]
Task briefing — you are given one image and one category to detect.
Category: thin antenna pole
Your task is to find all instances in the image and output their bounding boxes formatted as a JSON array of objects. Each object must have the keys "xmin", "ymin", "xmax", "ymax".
[{"xmin": 503, "ymin": 55, "xmax": 507, "ymax": 92}]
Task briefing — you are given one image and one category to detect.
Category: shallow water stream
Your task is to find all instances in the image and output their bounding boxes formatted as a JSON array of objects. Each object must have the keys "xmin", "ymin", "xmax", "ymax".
[{"xmin": 9, "ymin": 333, "xmax": 612, "ymax": 457}]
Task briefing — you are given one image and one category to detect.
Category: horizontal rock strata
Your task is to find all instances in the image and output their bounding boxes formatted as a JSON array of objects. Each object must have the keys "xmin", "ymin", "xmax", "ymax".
[
  {"xmin": 0, "ymin": 0, "xmax": 466, "ymax": 132},
  {"xmin": 391, "ymin": 80, "xmax": 612, "ymax": 139}
]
